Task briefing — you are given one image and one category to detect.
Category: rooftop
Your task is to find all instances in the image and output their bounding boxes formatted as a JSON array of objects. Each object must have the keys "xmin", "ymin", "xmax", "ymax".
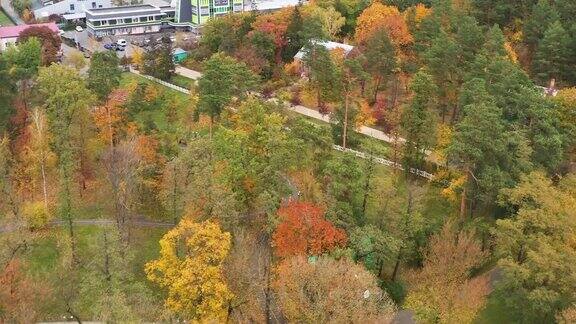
[
  {"xmin": 0, "ymin": 22, "xmax": 59, "ymax": 39},
  {"xmin": 85, "ymin": 4, "xmax": 161, "ymax": 15},
  {"xmin": 294, "ymin": 40, "xmax": 355, "ymax": 60}
]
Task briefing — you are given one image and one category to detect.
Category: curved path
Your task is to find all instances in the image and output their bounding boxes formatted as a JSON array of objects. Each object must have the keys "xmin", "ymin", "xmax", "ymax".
[{"xmin": 0, "ymin": 218, "xmax": 175, "ymax": 234}]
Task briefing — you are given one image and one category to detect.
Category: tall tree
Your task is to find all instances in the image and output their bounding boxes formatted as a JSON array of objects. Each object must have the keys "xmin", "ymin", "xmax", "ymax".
[
  {"xmin": 197, "ymin": 53, "xmax": 259, "ymax": 135},
  {"xmin": 405, "ymin": 222, "xmax": 489, "ymax": 323},
  {"xmin": 401, "ymin": 70, "xmax": 436, "ymax": 170},
  {"xmin": 88, "ymin": 51, "xmax": 122, "ymax": 102},
  {"xmin": 37, "ymin": 65, "xmax": 95, "ymax": 260},
  {"xmin": 146, "ymin": 218, "xmax": 233, "ymax": 321},
  {"xmin": 363, "ymin": 28, "xmax": 397, "ymax": 103},
  {"xmin": 304, "ymin": 44, "xmax": 341, "ymax": 109},
  {"xmin": 532, "ymin": 21, "xmax": 571, "ymax": 85},
  {"xmin": 522, "ymin": 0, "xmax": 560, "ymax": 49},
  {"xmin": 494, "ymin": 172, "xmax": 576, "ymax": 323}
]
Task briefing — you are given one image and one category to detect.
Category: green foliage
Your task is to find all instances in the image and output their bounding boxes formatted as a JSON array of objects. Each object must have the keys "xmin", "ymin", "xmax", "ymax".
[
  {"xmin": 303, "ymin": 44, "xmax": 341, "ymax": 107},
  {"xmin": 88, "ymin": 51, "xmax": 122, "ymax": 102},
  {"xmin": 4, "ymin": 37, "xmax": 41, "ymax": 80},
  {"xmin": 532, "ymin": 21, "xmax": 571, "ymax": 85},
  {"xmin": 494, "ymin": 172, "xmax": 576, "ymax": 323},
  {"xmin": 142, "ymin": 40, "xmax": 175, "ymax": 81},
  {"xmin": 197, "ymin": 53, "xmax": 259, "ymax": 123}
]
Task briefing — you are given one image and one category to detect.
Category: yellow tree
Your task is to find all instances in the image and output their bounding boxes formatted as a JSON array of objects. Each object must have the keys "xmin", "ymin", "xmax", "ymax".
[
  {"xmin": 145, "ymin": 217, "xmax": 233, "ymax": 321},
  {"xmin": 404, "ymin": 222, "xmax": 489, "ymax": 323}
]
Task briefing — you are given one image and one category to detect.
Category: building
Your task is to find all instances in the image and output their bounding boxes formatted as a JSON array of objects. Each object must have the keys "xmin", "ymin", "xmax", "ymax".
[
  {"xmin": 0, "ymin": 22, "xmax": 60, "ymax": 50},
  {"xmin": 294, "ymin": 40, "xmax": 354, "ymax": 61},
  {"xmin": 173, "ymin": 0, "xmax": 298, "ymax": 26},
  {"xmin": 34, "ymin": 0, "xmax": 112, "ymax": 20},
  {"xmin": 172, "ymin": 47, "xmax": 187, "ymax": 62},
  {"xmin": 85, "ymin": 5, "xmax": 167, "ymax": 37}
]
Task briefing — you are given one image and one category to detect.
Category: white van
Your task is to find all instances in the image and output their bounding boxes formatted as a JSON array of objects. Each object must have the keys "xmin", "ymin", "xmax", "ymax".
[{"xmin": 117, "ymin": 39, "xmax": 127, "ymax": 47}]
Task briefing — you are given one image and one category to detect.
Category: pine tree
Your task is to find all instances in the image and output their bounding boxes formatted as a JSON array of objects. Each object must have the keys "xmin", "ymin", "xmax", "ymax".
[
  {"xmin": 523, "ymin": 0, "xmax": 560, "ymax": 48},
  {"xmin": 532, "ymin": 21, "xmax": 571, "ymax": 85},
  {"xmin": 401, "ymin": 71, "xmax": 437, "ymax": 170}
]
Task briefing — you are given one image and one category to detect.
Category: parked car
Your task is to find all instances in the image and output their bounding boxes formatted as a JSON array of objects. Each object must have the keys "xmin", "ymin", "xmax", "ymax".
[
  {"xmin": 75, "ymin": 26, "xmax": 83, "ymax": 32},
  {"xmin": 104, "ymin": 43, "xmax": 116, "ymax": 50},
  {"xmin": 117, "ymin": 39, "xmax": 127, "ymax": 47}
]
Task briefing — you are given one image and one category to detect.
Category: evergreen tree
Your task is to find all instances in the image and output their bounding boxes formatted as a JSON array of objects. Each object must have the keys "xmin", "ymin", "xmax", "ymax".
[
  {"xmin": 401, "ymin": 71, "xmax": 437, "ymax": 170},
  {"xmin": 523, "ymin": 0, "xmax": 560, "ymax": 49},
  {"xmin": 363, "ymin": 29, "xmax": 397, "ymax": 103},
  {"xmin": 88, "ymin": 51, "xmax": 122, "ymax": 102},
  {"xmin": 283, "ymin": 6, "xmax": 305, "ymax": 61},
  {"xmin": 304, "ymin": 44, "xmax": 341, "ymax": 109},
  {"xmin": 533, "ymin": 21, "xmax": 571, "ymax": 85}
]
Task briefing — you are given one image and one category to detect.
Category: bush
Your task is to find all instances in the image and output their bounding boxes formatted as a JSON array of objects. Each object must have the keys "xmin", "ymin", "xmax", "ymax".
[
  {"xmin": 22, "ymin": 201, "xmax": 52, "ymax": 230},
  {"xmin": 383, "ymin": 280, "xmax": 407, "ymax": 305}
]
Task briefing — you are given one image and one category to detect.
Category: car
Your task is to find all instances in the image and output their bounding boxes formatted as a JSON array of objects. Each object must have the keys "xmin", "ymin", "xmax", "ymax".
[
  {"xmin": 75, "ymin": 26, "xmax": 83, "ymax": 32},
  {"xmin": 116, "ymin": 45, "xmax": 125, "ymax": 51},
  {"xmin": 116, "ymin": 39, "xmax": 127, "ymax": 47},
  {"xmin": 104, "ymin": 43, "xmax": 116, "ymax": 50},
  {"xmin": 83, "ymin": 51, "xmax": 91, "ymax": 58}
]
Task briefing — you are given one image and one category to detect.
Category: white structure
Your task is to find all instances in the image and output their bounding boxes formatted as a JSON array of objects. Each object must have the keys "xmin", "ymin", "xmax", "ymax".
[
  {"xmin": 243, "ymin": 0, "xmax": 300, "ymax": 11},
  {"xmin": 86, "ymin": 4, "xmax": 165, "ymax": 36},
  {"xmin": 294, "ymin": 40, "xmax": 354, "ymax": 60},
  {"xmin": 0, "ymin": 22, "xmax": 60, "ymax": 51},
  {"xmin": 34, "ymin": 0, "xmax": 112, "ymax": 19}
]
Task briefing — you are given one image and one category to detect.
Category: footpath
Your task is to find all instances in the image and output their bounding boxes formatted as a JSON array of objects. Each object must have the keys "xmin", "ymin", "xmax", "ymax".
[{"xmin": 0, "ymin": 0, "xmax": 23, "ymax": 25}]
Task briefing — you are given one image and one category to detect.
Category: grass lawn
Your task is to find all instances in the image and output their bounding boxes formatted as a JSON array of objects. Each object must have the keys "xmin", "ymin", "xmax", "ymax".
[
  {"xmin": 475, "ymin": 293, "xmax": 519, "ymax": 324},
  {"xmin": 0, "ymin": 9, "xmax": 14, "ymax": 26},
  {"xmin": 170, "ymin": 74, "xmax": 195, "ymax": 90}
]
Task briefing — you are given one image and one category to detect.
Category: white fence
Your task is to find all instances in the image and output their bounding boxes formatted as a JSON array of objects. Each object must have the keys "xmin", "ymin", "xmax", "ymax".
[
  {"xmin": 333, "ymin": 145, "xmax": 435, "ymax": 180},
  {"xmin": 130, "ymin": 68, "xmax": 190, "ymax": 94}
]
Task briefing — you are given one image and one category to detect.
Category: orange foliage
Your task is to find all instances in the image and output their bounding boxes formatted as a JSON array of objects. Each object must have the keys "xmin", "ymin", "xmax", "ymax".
[
  {"xmin": 135, "ymin": 135, "xmax": 159, "ymax": 164},
  {"xmin": 92, "ymin": 89, "xmax": 128, "ymax": 147},
  {"xmin": 250, "ymin": 8, "xmax": 291, "ymax": 63},
  {"xmin": 355, "ymin": 3, "xmax": 413, "ymax": 46},
  {"xmin": 272, "ymin": 201, "xmax": 347, "ymax": 258}
]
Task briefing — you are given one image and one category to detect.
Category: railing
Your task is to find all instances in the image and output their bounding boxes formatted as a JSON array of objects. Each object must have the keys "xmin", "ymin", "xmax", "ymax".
[
  {"xmin": 333, "ymin": 145, "xmax": 434, "ymax": 180},
  {"xmin": 129, "ymin": 67, "xmax": 190, "ymax": 94}
]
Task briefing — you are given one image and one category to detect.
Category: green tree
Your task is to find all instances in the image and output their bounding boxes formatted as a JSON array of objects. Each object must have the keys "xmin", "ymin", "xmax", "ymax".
[
  {"xmin": 141, "ymin": 40, "xmax": 175, "ymax": 81},
  {"xmin": 523, "ymin": 0, "xmax": 559, "ymax": 48},
  {"xmin": 363, "ymin": 28, "xmax": 397, "ymax": 102},
  {"xmin": 283, "ymin": 6, "xmax": 305, "ymax": 61},
  {"xmin": 88, "ymin": 51, "xmax": 122, "ymax": 102},
  {"xmin": 37, "ymin": 65, "xmax": 95, "ymax": 260},
  {"xmin": 4, "ymin": 37, "xmax": 41, "ymax": 81},
  {"xmin": 304, "ymin": 43, "xmax": 341, "ymax": 109},
  {"xmin": 197, "ymin": 53, "xmax": 259, "ymax": 135},
  {"xmin": 0, "ymin": 56, "xmax": 16, "ymax": 134},
  {"xmin": 494, "ymin": 172, "xmax": 576, "ymax": 323},
  {"xmin": 532, "ymin": 21, "xmax": 571, "ymax": 85},
  {"xmin": 401, "ymin": 71, "xmax": 436, "ymax": 170}
]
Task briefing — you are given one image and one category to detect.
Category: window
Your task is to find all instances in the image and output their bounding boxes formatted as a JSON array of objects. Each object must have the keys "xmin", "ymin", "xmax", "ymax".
[
  {"xmin": 140, "ymin": 16, "xmax": 147, "ymax": 22},
  {"xmin": 69, "ymin": 3, "xmax": 74, "ymax": 11},
  {"xmin": 124, "ymin": 17, "xmax": 132, "ymax": 23},
  {"xmin": 98, "ymin": 4, "xmax": 102, "ymax": 7},
  {"xmin": 91, "ymin": 2, "xmax": 95, "ymax": 7},
  {"xmin": 155, "ymin": 15, "xmax": 162, "ymax": 20},
  {"xmin": 93, "ymin": 20, "xmax": 101, "ymax": 26},
  {"xmin": 148, "ymin": 16, "xmax": 154, "ymax": 20},
  {"xmin": 109, "ymin": 19, "xmax": 117, "ymax": 25}
]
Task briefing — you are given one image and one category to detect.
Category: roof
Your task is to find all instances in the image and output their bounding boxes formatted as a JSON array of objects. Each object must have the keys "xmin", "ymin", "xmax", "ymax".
[
  {"xmin": 244, "ymin": 0, "xmax": 299, "ymax": 11},
  {"xmin": 86, "ymin": 4, "xmax": 165, "ymax": 20},
  {"xmin": 294, "ymin": 40, "xmax": 354, "ymax": 60},
  {"xmin": 172, "ymin": 47, "xmax": 186, "ymax": 55},
  {"xmin": 63, "ymin": 12, "xmax": 86, "ymax": 20},
  {"xmin": 0, "ymin": 22, "xmax": 59, "ymax": 39}
]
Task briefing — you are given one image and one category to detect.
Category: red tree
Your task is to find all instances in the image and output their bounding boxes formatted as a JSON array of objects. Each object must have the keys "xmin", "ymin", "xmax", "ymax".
[
  {"xmin": 272, "ymin": 201, "xmax": 347, "ymax": 257},
  {"xmin": 17, "ymin": 26, "xmax": 62, "ymax": 66}
]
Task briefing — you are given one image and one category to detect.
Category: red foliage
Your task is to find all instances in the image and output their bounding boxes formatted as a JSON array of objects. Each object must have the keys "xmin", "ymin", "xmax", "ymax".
[
  {"xmin": 272, "ymin": 201, "xmax": 347, "ymax": 258},
  {"xmin": 17, "ymin": 26, "xmax": 62, "ymax": 66},
  {"xmin": 250, "ymin": 9, "xmax": 291, "ymax": 63}
]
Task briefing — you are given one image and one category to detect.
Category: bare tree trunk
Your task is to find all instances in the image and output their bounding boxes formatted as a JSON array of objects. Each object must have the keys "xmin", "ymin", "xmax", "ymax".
[
  {"xmin": 373, "ymin": 76, "xmax": 381, "ymax": 103},
  {"xmin": 391, "ymin": 250, "xmax": 402, "ymax": 281},
  {"xmin": 460, "ymin": 171, "xmax": 468, "ymax": 218},
  {"xmin": 342, "ymin": 92, "xmax": 349, "ymax": 149}
]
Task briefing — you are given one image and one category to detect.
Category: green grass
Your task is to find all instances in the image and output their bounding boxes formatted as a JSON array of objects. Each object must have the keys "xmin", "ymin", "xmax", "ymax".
[
  {"xmin": 170, "ymin": 74, "xmax": 195, "ymax": 90},
  {"xmin": 0, "ymin": 9, "xmax": 14, "ymax": 26},
  {"xmin": 475, "ymin": 293, "xmax": 519, "ymax": 324}
]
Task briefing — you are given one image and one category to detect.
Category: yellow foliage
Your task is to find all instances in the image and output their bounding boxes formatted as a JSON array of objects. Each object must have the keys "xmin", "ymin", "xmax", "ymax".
[
  {"xmin": 284, "ymin": 60, "xmax": 300, "ymax": 76},
  {"xmin": 131, "ymin": 47, "xmax": 144, "ymax": 68},
  {"xmin": 504, "ymin": 42, "xmax": 518, "ymax": 63},
  {"xmin": 432, "ymin": 124, "xmax": 452, "ymax": 164},
  {"xmin": 21, "ymin": 201, "xmax": 52, "ymax": 229},
  {"xmin": 145, "ymin": 217, "xmax": 233, "ymax": 321},
  {"xmin": 404, "ymin": 3, "xmax": 432, "ymax": 27},
  {"xmin": 441, "ymin": 174, "xmax": 466, "ymax": 202},
  {"xmin": 355, "ymin": 100, "xmax": 376, "ymax": 127},
  {"xmin": 144, "ymin": 84, "xmax": 159, "ymax": 102}
]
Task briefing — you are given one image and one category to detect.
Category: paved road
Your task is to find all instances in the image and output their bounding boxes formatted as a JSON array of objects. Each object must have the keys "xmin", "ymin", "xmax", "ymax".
[{"xmin": 176, "ymin": 65, "xmax": 202, "ymax": 80}]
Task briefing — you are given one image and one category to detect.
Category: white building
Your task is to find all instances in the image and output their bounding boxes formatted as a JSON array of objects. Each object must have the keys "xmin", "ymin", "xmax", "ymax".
[
  {"xmin": 34, "ymin": 0, "xmax": 112, "ymax": 19},
  {"xmin": 294, "ymin": 40, "xmax": 354, "ymax": 60},
  {"xmin": 86, "ymin": 4, "xmax": 166, "ymax": 36}
]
